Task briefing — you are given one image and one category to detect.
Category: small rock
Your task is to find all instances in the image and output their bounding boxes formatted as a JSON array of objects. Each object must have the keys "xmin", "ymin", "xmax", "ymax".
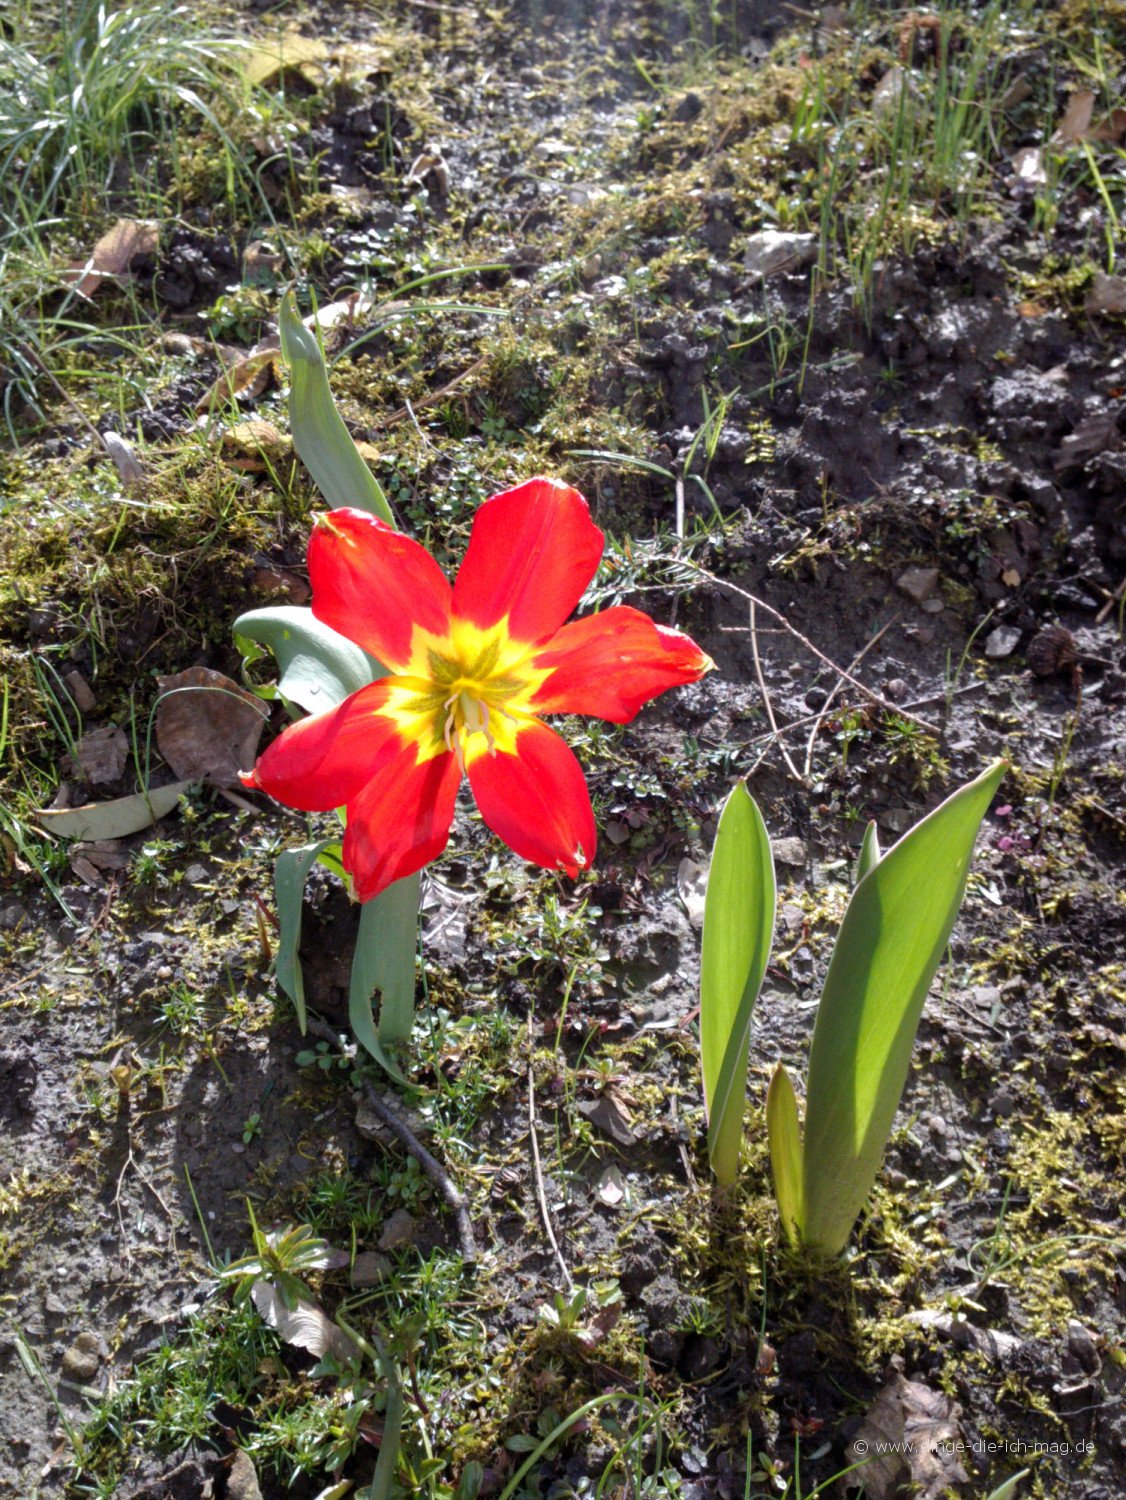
[
  {"xmin": 63, "ymin": 671, "xmax": 97, "ymax": 712},
  {"xmin": 771, "ymin": 837, "xmax": 806, "ymax": 867},
  {"xmin": 896, "ymin": 566, "xmax": 939, "ymax": 605},
  {"xmin": 61, "ymin": 1332, "xmax": 101, "ymax": 1383},
  {"xmin": 351, "ymin": 1250, "xmax": 391, "ymax": 1287},
  {"xmin": 0, "ymin": 902, "xmax": 27, "ymax": 931},
  {"xmin": 1085, "ymin": 271, "xmax": 1126, "ymax": 316},
  {"xmin": 883, "ymin": 678, "xmax": 909, "ymax": 703},
  {"xmin": 182, "ymin": 863, "xmax": 209, "ymax": 886},
  {"xmin": 672, "ymin": 90, "xmax": 704, "ymax": 122},
  {"xmin": 743, "ymin": 230, "xmax": 817, "ymax": 279},
  {"xmin": 227, "ymin": 1449, "xmax": 264, "ymax": 1500},
  {"xmin": 990, "ymin": 1089, "xmax": 1016, "ymax": 1119},
  {"xmin": 44, "ymin": 1294, "xmax": 66, "ymax": 1315},
  {"xmin": 984, "ymin": 625, "xmax": 1021, "ymax": 659},
  {"xmin": 377, "ymin": 1208, "xmax": 416, "ymax": 1252},
  {"xmin": 1067, "ymin": 1319, "xmax": 1101, "ymax": 1375}
]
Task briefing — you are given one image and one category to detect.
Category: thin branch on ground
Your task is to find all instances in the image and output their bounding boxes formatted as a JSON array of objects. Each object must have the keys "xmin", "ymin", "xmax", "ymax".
[
  {"xmin": 803, "ymin": 615, "xmax": 897, "ymax": 779},
  {"xmin": 749, "ymin": 597, "xmax": 805, "ymax": 783},
  {"xmin": 306, "ymin": 1018, "xmax": 479, "ymax": 1266},
  {"xmin": 690, "ymin": 563, "xmax": 941, "ymax": 735},
  {"xmin": 527, "ymin": 1014, "xmax": 573, "ymax": 1291}
]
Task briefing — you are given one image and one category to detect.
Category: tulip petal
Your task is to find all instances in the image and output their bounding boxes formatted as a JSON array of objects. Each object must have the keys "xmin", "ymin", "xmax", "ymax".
[
  {"xmin": 309, "ymin": 507, "xmax": 453, "ymax": 671},
  {"xmin": 244, "ymin": 681, "xmax": 400, "ymax": 811},
  {"xmin": 343, "ymin": 746, "xmax": 461, "ymax": 902},
  {"xmin": 467, "ymin": 719, "xmax": 595, "ymax": 876},
  {"xmin": 530, "ymin": 606, "xmax": 713, "ymax": 722},
  {"xmin": 452, "ymin": 478, "xmax": 604, "ymax": 644}
]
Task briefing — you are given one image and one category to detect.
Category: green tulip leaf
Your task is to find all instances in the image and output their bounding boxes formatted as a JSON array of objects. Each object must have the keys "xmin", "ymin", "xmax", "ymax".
[
  {"xmin": 348, "ymin": 873, "xmax": 421, "ymax": 1083},
  {"xmin": 856, "ymin": 819, "xmax": 881, "ymax": 884},
  {"xmin": 278, "ymin": 292, "xmax": 394, "ymax": 524},
  {"xmin": 234, "ymin": 604, "xmax": 382, "ymax": 717},
  {"xmin": 274, "ymin": 837, "xmax": 340, "ymax": 1031},
  {"xmin": 766, "ymin": 1063, "xmax": 803, "ymax": 1245},
  {"xmin": 800, "ymin": 759, "xmax": 1006, "ymax": 1254},
  {"xmin": 700, "ymin": 781, "xmax": 777, "ymax": 1188}
]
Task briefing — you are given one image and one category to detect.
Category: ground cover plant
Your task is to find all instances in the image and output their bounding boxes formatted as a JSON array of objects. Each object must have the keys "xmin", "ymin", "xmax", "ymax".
[{"xmin": 1, "ymin": 0, "xmax": 1124, "ymax": 1497}]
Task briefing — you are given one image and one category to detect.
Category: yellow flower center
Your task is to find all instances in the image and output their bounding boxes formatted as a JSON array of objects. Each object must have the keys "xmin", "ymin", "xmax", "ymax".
[{"xmin": 380, "ymin": 619, "xmax": 551, "ymax": 768}]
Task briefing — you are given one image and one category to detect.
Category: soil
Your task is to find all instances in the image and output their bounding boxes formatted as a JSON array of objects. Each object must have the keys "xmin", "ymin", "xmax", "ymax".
[{"xmin": 1, "ymin": 1, "xmax": 1124, "ymax": 1498}]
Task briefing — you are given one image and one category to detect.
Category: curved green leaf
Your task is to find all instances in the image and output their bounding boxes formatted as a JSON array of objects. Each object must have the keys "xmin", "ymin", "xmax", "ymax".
[
  {"xmin": 35, "ymin": 780, "xmax": 193, "ymax": 841},
  {"xmin": 700, "ymin": 782, "xmax": 777, "ymax": 1187},
  {"xmin": 234, "ymin": 605, "xmax": 382, "ymax": 716},
  {"xmin": 801, "ymin": 759, "xmax": 1006, "ymax": 1254},
  {"xmin": 766, "ymin": 1063, "xmax": 803, "ymax": 1244},
  {"xmin": 275, "ymin": 838, "xmax": 338, "ymax": 1030},
  {"xmin": 349, "ymin": 873, "xmax": 420, "ymax": 1083},
  {"xmin": 279, "ymin": 292, "xmax": 394, "ymax": 523}
]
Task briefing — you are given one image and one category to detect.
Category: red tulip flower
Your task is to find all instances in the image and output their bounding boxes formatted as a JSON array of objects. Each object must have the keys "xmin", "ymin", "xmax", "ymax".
[{"xmin": 244, "ymin": 478, "xmax": 713, "ymax": 901}]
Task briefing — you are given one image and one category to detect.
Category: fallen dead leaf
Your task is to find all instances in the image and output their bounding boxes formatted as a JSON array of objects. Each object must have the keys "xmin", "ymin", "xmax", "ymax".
[
  {"xmin": 677, "ymin": 856, "xmax": 708, "ymax": 929},
  {"xmin": 155, "ymin": 668, "xmax": 268, "ymax": 786},
  {"xmin": 574, "ymin": 1299, "xmax": 622, "ymax": 1351},
  {"xmin": 250, "ymin": 1280, "xmax": 358, "ymax": 1363},
  {"xmin": 101, "ymin": 431, "xmax": 145, "ymax": 491},
  {"xmin": 1053, "ymin": 88, "xmax": 1095, "ymax": 144},
  {"xmin": 68, "ymin": 218, "xmax": 158, "ymax": 298},
  {"xmin": 35, "ymin": 781, "xmax": 193, "ymax": 841},
  {"xmin": 219, "ymin": 419, "xmax": 290, "ymax": 472},
  {"xmin": 1089, "ymin": 107, "xmax": 1126, "ymax": 144},
  {"xmin": 243, "ymin": 31, "xmax": 328, "ymax": 88},
  {"xmin": 847, "ymin": 1361, "xmax": 968, "ymax": 1500},
  {"xmin": 405, "ymin": 149, "xmax": 450, "ymax": 196},
  {"xmin": 73, "ymin": 725, "xmax": 128, "ymax": 785},
  {"xmin": 596, "ymin": 1165, "xmax": 626, "ymax": 1207},
  {"xmin": 904, "ymin": 1308, "xmax": 1022, "ymax": 1364}
]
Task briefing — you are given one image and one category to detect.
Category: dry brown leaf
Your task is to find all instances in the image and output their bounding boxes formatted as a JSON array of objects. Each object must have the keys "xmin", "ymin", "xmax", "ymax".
[
  {"xmin": 574, "ymin": 1299, "xmax": 623, "ymax": 1351},
  {"xmin": 101, "ymin": 431, "xmax": 145, "ymax": 491},
  {"xmin": 219, "ymin": 419, "xmax": 290, "ymax": 472},
  {"xmin": 243, "ymin": 31, "xmax": 328, "ymax": 88},
  {"xmin": 73, "ymin": 725, "xmax": 129, "ymax": 785},
  {"xmin": 577, "ymin": 1094, "xmax": 638, "ymax": 1148},
  {"xmin": 1088, "ymin": 107, "xmax": 1126, "ymax": 144},
  {"xmin": 250, "ymin": 1281, "xmax": 358, "ymax": 1363},
  {"xmin": 194, "ymin": 347, "xmax": 280, "ymax": 415},
  {"xmin": 847, "ymin": 1363, "xmax": 968, "ymax": 1500},
  {"xmin": 69, "ymin": 219, "xmax": 159, "ymax": 298},
  {"xmin": 155, "ymin": 668, "xmax": 268, "ymax": 787},
  {"xmin": 1053, "ymin": 89, "xmax": 1095, "ymax": 144}
]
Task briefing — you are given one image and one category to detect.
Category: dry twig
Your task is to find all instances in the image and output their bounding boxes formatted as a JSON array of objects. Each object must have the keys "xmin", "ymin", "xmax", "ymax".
[{"xmin": 527, "ymin": 1014, "xmax": 573, "ymax": 1291}]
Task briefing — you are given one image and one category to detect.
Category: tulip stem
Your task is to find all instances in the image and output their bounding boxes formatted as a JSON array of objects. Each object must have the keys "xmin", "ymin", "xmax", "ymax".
[{"xmin": 305, "ymin": 1018, "xmax": 479, "ymax": 1265}]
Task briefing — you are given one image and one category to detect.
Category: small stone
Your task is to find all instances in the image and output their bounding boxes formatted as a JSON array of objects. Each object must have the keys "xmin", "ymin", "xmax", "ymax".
[
  {"xmin": 63, "ymin": 671, "xmax": 96, "ymax": 712},
  {"xmin": 990, "ymin": 1089, "xmax": 1016, "ymax": 1119},
  {"xmin": 743, "ymin": 230, "xmax": 817, "ymax": 279},
  {"xmin": 377, "ymin": 1208, "xmax": 415, "ymax": 1252},
  {"xmin": 896, "ymin": 566, "xmax": 939, "ymax": 604},
  {"xmin": 227, "ymin": 1449, "xmax": 264, "ymax": 1500},
  {"xmin": 771, "ymin": 837, "xmax": 806, "ymax": 867},
  {"xmin": 926, "ymin": 1113, "xmax": 948, "ymax": 1140},
  {"xmin": 182, "ymin": 864, "xmax": 209, "ymax": 885},
  {"xmin": 44, "ymin": 1294, "xmax": 66, "ymax": 1315},
  {"xmin": 74, "ymin": 725, "xmax": 128, "ymax": 784},
  {"xmin": 1067, "ymin": 1319, "xmax": 1101, "ymax": 1375},
  {"xmin": 351, "ymin": 1250, "xmax": 392, "ymax": 1287},
  {"xmin": 984, "ymin": 625, "xmax": 1022, "ymax": 659},
  {"xmin": 883, "ymin": 678, "xmax": 909, "ymax": 703},
  {"xmin": 61, "ymin": 1332, "xmax": 101, "ymax": 1383},
  {"xmin": 0, "ymin": 902, "xmax": 27, "ymax": 930}
]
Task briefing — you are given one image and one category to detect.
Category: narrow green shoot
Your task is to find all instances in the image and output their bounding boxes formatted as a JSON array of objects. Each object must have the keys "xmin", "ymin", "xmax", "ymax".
[{"xmin": 700, "ymin": 782, "xmax": 776, "ymax": 1188}]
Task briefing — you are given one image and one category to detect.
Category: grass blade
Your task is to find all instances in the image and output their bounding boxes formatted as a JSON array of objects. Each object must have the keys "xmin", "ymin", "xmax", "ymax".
[
  {"xmin": 801, "ymin": 759, "xmax": 1005, "ymax": 1253},
  {"xmin": 766, "ymin": 1063, "xmax": 803, "ymax": 1244},
  {"xmin": 700, "ymin": 782, "xmax": 777, "ymax": 1187},
  {"xmin": 278, "ymin": 292, "xmax": 394, "ymax": 524}
]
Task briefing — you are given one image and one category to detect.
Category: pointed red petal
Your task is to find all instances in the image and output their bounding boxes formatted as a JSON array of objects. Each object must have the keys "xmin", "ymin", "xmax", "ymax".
[
  {"xmin": 467, "ymin": 719, "xmax": 595, "ymax": 876},
  {"xmin": 309, "ymin": 508, "xmax": 453, "ymax": 671},
  {"xmin": 530, "ymin": 606, "xmax": 713, "ymax": 722},
  {"xmin": 452, "ymin": 478, "xmax": 603, "ymax": 644},
  {"xmin": 343, "ymin": 747, "xmax": 461, "ymax": 901},
  {"xmin": 243, "ymin": 681, "xmax": 400, "ymax": 811}
]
